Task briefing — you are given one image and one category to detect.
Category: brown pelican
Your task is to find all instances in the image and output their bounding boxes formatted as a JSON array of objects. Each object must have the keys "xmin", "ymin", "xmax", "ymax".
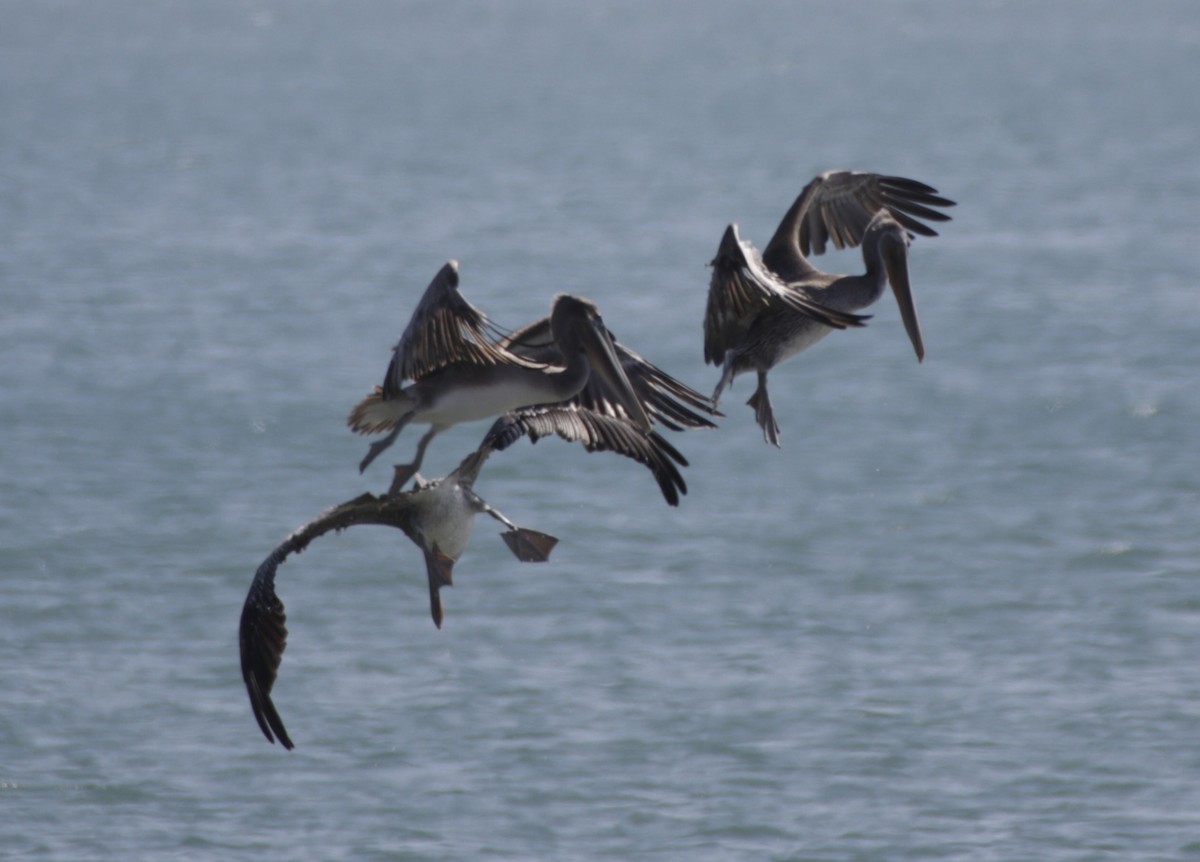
[
  {"xmin": 479, "ymin": 315, "xmax": 720, "ymax": 505},
  {"xmin": 704, "ymin": 170, "xmax": 955, "ymax": 445},
  {"xmin": 239, "ymin": 447, "xmax": 558, "ymax": 749},
  {"xmin": 348, "ymin": 261, "xmax": 652, "ymax": 490}
]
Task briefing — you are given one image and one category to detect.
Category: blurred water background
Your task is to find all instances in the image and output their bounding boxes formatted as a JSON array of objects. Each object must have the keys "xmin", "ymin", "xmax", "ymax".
[{"xmin": 3, "ymin": 1, "xmax": 1199, "ymax": 859}]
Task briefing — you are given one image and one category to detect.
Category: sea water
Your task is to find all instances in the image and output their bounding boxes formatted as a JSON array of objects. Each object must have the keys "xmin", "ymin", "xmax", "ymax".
[{"xmin": 2, "ymin": 1, "xmax": 1198, "ymax": 859}]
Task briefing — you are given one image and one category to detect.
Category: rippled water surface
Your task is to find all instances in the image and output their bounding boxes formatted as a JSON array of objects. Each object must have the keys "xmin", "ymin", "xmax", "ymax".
[{"xmin": 3, "ymin": 1, "xmax": 1198, "ymax": 859}]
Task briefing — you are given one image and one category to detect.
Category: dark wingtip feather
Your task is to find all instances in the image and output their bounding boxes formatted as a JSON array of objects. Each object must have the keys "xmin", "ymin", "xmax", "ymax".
[
  {"xmin": 486, "ymin": 408, "xmax": 690, "ymax": 506},
  {"xmin": 239, "ymin": 545, "xmax": 296, "ymax": 749}
]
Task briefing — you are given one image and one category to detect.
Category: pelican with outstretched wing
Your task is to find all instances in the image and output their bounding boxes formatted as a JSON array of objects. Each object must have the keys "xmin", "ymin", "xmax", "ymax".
[
  {"xmin": 704, "ymin": 170, "xmax": 955, "ymax": 445},
  {"xmin": 349, "ymin": 260, "xmax": 651, "ymax": 490},
  {"xmin": 239, "ymin": 447, "xmax": 557, "ymax": 749}
]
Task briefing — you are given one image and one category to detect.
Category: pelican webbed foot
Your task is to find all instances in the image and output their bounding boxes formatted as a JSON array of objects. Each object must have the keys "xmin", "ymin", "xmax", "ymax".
[
  {"xmin": 501, "ymin": 528, "xmax": 559, "ymax": 563},
  {"xmin": 746, "ymin": 373, "xmax": 781, "ymax": 447},
  {"xmin": 359, "ymin": 427, "xmax": 401, "ymax": 474},
  {"xmin": 357, "ymin": 410, "xmax": 419, "ymax": 475}
]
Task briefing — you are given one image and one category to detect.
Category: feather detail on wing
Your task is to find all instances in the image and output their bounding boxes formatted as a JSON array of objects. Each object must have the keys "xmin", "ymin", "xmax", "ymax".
[
  {"xmin": 239, "ymin": 451, "xmax": 490, "ymax": 749},
  {"xmin": 240, "ymin": 542, "xmax": 293, "ymax": 749},
  {"xmin": 763, "ymin": 171, "xmax": 956, "ymax": 269},
  {"xmin": 240, "ymin": 492, "xmax": 401, "ymax": 750},
  {"xmin": 481, "ymin": 406, "xmax": 689, "ymax": 506},
  {"xmin": 500, "ymin": 316, "xmax": 721, "ymax": 431},
  {"xmin": 705, "ymin": 223, "xmax": 869, "ymax": 366},
  {"xmin": 380, "ymin": 260, "xmax": 539, "ymax": 396}
]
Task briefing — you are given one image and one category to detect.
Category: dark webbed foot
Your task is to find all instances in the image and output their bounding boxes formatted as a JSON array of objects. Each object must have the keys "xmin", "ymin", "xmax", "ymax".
[
  {"xmin": 746, "ymin": 374, "xmax": 781, "ymax": 447},
  {"xmin": 501, "ymin": 528, "xmax": 559, "ymax": 562},
  {"xmin": 359, "ymin": 426, "xmax": 401, "ymax": 473}
]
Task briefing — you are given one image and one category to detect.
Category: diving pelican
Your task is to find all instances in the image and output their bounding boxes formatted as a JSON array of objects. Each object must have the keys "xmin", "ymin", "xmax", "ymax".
[
  {"xmin": 705, "ymin": 170, "xmax": 955, "ymax": 445},
  {"xmin": 348, "ymin": 261, "xmax": 652, "ymax": 490},
  {"xmin": 479, "ymin": 314, "xmax": 720, "ymax": 505},
  {"xmin": 239, "ymin": 447, "xmax": 558, "ymax": 749}
]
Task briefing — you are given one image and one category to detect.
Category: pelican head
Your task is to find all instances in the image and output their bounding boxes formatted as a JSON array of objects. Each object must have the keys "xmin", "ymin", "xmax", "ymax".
[
  {"xmin": 866, "ymin": 211, "xmax": 924, "ymax": 362},
  {"xmin": 549, "ymin": 294, "xmax": 652, "ymax": 432}
]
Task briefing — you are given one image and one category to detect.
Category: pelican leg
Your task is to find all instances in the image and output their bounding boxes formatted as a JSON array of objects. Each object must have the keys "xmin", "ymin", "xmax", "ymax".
[
  {"xmin": 386, "ymin": 466, "xmax": 413, "ymax": 498},
  {"xmin": 746, "ymin": 370, "xmax": 781, "ymax": 448},
  {"xmin": 386, "ymin": 425, "xmax": 441, "ymax": 495},
  {"xmin": 358, "ymin": 411, "xmax": 415, "ymax": 474},
  {"xmin": 712, "ymin": 354, "xmax": 736, "ymax": 405},
  {"xmin": 473, "ymin": 493, "xmax": 519, "ymax": 531},
  {"xmin": 467, "ymin": 490, "xmax": 559, "ymax": 563}
]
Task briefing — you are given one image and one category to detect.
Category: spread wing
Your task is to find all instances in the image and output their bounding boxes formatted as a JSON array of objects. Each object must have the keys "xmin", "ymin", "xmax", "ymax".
[
  {"xmin": 500, "ymin": 317, "xmax": 720, "ymax": 431},
  {"xmin": 239, "ymin": 489, "xmax": 442, "ymax": 749},
  {"xmin": 482, "ymin": 406, "xmax": 689, "ymax": 506},
  {"xmin": 762, "ymin": 171, "xmax": 956, "ymax": 273},
  {"xmin": 380, "ymin": 260, "xmax": 532, "ymax": 396},
  {"xmin": 704, "ymin": 223, "xmax": 869, "ymax": 366},
  {"xmin": 239, "ymin": 447, "xmax": 546, "ymax": 748},
  {"xmin": 240, "ymin": 543, "xmax": 293, "ymax": 749},
  {"xmin": 239, "ymin": 492, "xmax": 398, "ymax": 749}
]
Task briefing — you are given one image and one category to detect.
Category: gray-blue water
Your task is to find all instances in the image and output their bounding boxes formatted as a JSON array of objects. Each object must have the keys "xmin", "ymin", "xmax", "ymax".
[{"xmin": 3, "ymin": 1, "xmax": 1198, "ymax": 859}]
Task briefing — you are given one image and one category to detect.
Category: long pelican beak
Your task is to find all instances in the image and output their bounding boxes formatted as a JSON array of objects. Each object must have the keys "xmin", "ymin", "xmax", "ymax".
[
  {"xmin": 882, "ymin": 231, "xmax": 924, "ymax": 362},
  {"xmin": 581, "ymin": 315, "xmax": 653, "ymax": 432}
]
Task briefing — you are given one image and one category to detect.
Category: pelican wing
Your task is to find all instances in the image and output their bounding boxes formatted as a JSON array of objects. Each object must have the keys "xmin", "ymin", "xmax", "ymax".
[
  {"xmin": 495, "ymin": 315, "xmax": 559, "ymax": 363},
  {"xmin": 239, "ymin": 447, "xmax": 550, "ymax": 748},
  {"xmin": 602, "ymin": 340, "xmax": 719, "ymax": 431},
  {"xmin": 442, "ymin": 445, "xmax": 490, "ymax": 493},
  {"xmin": 500, "ymin": 317, "xmax": 720, "ymax": 431},
  {"xmin": 381, "ymin": 261, "xmax": 531, "ymax": 395},
  {"xmin": 240, "ymin": 543, "xmax": 293, "ymax": 749},
  {"xmin": 482, "ymin": 406, "xmax": 689, "ymax": 506},
  {"xmin": 238, "ymin": 488, "xmax": 446, "ymax": 749},
  {"xmin": 763, "ymin": 171, "xmax": 956, "ymax": 269},
  {"xmin": 705, "ymin": 224, "xmax": 868, "ymax": 365}
]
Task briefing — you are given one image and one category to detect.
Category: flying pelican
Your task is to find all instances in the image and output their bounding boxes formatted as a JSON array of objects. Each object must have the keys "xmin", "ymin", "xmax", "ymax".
[
  {"xmin": 239, "ymin": 447, "xmax": 558, "ymax": 749},
  {"xmin": 478, "ymin": 314, "xmax": 720, "ymax": 505},
  {"xmin": 348, "ymin": 261, "xmax": 652, "ymax": 490},
  {"xmin": 704, "ymin": 170, "xmax": 955, "ymax": 445}
]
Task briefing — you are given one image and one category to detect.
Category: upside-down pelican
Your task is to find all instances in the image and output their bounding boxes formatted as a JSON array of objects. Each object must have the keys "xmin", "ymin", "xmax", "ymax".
[
  {"xmin": 348, "ymin": 261, "xmax": 652, "ymax": 490},
  {"xmin": 239, "ymin": 447, "xmax": 558, "ymax": 749},
  {"xmin": 704, "ymin": 170, "xmax": 955, "ymax": 445}
]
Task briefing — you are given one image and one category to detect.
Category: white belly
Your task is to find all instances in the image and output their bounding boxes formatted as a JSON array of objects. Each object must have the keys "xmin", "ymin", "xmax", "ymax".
[
  {"xmin": 418, "ymin": 377, "xmax": 550, "ymax": 426},
  {"xmin": 414, "ymin": 482, "xmax": 478, "ymax": 559}
]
